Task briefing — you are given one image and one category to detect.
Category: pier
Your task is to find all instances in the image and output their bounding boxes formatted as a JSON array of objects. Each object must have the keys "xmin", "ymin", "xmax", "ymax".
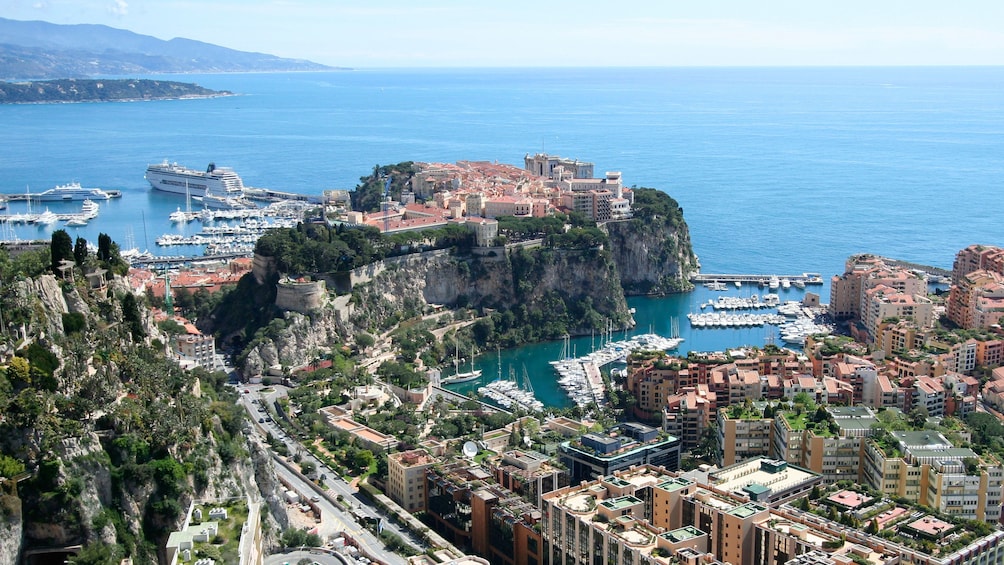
[{"xmin": 690, "ymin": 272, "xmax": 824, "ymax": 286}]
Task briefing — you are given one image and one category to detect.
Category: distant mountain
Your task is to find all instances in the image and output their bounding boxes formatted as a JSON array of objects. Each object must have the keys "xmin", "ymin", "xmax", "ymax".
[{"xmin": 0, "ymin": 17, "xmax": 340, "ymax": 79}]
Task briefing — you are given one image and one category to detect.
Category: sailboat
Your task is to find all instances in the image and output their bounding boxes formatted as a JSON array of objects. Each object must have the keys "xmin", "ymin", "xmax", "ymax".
[
  {"xmin": 169, "ymin": 180, "xmax": 196, "ymax": 222},
  {"xmin": 441, "ymin": 342, "xmax": 483, "ymax": 385}
]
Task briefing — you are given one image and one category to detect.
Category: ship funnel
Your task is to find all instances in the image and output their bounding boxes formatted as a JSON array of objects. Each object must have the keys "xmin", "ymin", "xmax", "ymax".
[{"xmin": 207, "ymin": 162, "xmax": 216, "ymax": 173}]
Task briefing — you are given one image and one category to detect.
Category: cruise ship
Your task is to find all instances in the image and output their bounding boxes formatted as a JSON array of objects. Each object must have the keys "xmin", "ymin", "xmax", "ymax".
[
  {"xmin": 145, "ymin": 161, "xmax": 246, "ymax": 198},
  {"xmin": 31, "ymin": 182, "xmax": 115, "ymax": 202}
]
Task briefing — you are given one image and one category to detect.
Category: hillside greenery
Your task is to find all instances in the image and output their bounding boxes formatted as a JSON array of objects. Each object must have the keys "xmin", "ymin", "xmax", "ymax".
[
  {"xmin": 0, "ymin": 240, "xmax": 245, "ymax": 563},
  {"xmin": 0, "ymin": 79, "xmax": 231, "ymax": 104}
]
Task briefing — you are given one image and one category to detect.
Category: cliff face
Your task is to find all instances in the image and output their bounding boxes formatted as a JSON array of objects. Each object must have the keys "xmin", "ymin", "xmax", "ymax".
[
  {"xmin": 605, "ymin": 189, "xmax": 698, "ymax": 295},
  {"xmin": 242, "ymin": 245, "xmax": 633, "ymax": 372},
  {"xmin": 0, "ymin": 264, "xmax": 267, "ymax": 563}
]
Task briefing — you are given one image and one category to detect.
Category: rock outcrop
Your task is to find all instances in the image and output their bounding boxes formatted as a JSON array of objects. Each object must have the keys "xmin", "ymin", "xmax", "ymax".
[
  {"xmin": 606, "ymin": 188, "xmax": 698, "ymax": 295},
  {"xmin": 241, "ymin": 244, "xmax": 634, "ymax": 373}
]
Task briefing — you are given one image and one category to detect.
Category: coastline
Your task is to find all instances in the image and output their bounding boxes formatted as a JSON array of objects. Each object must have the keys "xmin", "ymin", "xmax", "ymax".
[{"xmin": 0, "ymin": 92, "xmax": 238, "ymax": 105}]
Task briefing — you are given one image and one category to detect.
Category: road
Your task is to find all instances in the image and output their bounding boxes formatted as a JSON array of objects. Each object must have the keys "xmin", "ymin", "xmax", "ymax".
[{"xmin": 238, "ymin": 384, "xmax": 420, "ymax": 564}]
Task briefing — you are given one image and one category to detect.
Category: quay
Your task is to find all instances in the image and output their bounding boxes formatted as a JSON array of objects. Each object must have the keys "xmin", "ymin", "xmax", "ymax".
[
  {"xmin": 690, "ymin": 272, "xmax": 824, "ymax": 286},
  {"xmin": 128, "ymin": 252, "xmax": 251, "ymax": 269},
  {"xmin": 244, "ymin": 187, "xmax": 323, "ymax": 204},
  {"xmin": 876, "ymin": 256, "xmax": 951, "ymax": 280}
]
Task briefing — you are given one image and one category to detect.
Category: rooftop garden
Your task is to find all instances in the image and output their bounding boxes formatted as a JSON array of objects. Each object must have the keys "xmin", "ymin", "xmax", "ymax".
[
  {"xmin": 796, "ymin": 480, "xmax": 997, "ymax": 557},
  {"xmin": 186, "ymin": 499, "xmax": 249, "ymax": 564},
  {"xmin": 780, "ymin": 393, "xmax": 838, "ymax": 437},
  {"xmin": 726, "ymin": 402, "xmax": 766, "ymax": 420}
]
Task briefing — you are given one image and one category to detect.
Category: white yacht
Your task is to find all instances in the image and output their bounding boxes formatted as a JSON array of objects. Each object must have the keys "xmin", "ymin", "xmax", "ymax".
[
  {"xmin": 36, "ymin": 208, "xmax": 58, "ymax": 225},
  {"xmin": 32, "ymin": 182, "xmax": 113, "ymax": 201}
]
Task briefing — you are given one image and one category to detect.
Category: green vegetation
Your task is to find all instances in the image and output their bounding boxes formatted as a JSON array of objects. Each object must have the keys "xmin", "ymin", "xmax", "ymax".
[
  {"xmin": 0, "ymin": 78, "xmax": 231, "ymax": 104},
  {"xmin": 280, "ymin": 527, "xmax": 322, "ymax": 548},
  {"xmin": 0, "ymin": 243, "xmax": 247, "ymax": 561},
  {"xmin": 351, "ymin": 163, "xmax": 418, "ymax": 212}
]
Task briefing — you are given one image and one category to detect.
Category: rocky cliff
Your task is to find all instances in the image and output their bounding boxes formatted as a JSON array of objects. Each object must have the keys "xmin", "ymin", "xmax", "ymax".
[
  {"xmin": 241, "ymin": 244, "xmax": 634, "ymax": 373},
  {"xmin": 606, "ymin": 188, "xmax": 698, "ymax": 295},
  {"xmin": 0, "ymin": 258, "xmax": 267, "ymax": 563}
]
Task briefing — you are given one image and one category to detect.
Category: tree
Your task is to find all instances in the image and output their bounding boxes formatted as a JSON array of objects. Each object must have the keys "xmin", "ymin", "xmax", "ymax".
[
  {"xmin": 73, "ymin": 236, "xmax": 88, "ymax": 266},
  {"xmin": 120, "ymin": 292, "xmax": 146, "ymax": 340},
  {"xmin": 97, "ymin": 233, "xmax": 112, "ymax": 263},
  {"xmin": 281, "ymin": 527, "xmax": 322, "ymax": 548},
  {"xmin": 793, "ymin": 391, "xmax": 817, "ymax": 414},
  {"xmin": 50, "ymin": 229, "xmax": 73, "ymax": 273},
  {"xmin": 0, "ymin": 454, "xmax": 25, "ymax": 478},
  {"xmin": 908, "ymin": 406, "xmax": 929, "ymax": 429},
  {"xmin": 300, "ymin": 460, "xmax": 316, "ymax": 476},
  {"xmin": 355, "ymin": 332, "xmax": 375, "ymax": 350}
]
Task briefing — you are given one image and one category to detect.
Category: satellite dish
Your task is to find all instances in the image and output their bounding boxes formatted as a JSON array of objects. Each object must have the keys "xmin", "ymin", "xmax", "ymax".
[
  {"xmin": 523, "ymin": 434, "xmax": 532, "ymax": 448},
  {"xmin": 462, "ymin": 441, "xmax": 478, "ymax": 458}
]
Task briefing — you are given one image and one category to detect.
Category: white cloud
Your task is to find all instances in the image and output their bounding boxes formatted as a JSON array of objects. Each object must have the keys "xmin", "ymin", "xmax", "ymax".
[{"xmin": 109, "ymin": 0, "xmax": 128, "ymax": 16}]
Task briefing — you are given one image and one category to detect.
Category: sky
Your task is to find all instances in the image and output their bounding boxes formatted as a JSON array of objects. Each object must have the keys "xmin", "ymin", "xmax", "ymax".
[{"xmin": 4, "ymin": 0, "xmax": 1004, "ymax": 67}]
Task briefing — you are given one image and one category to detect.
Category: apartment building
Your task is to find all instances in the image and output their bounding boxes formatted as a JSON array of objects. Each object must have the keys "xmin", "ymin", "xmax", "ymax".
[
  {"xmin": 948, "ymin": 269, "xmax": 1004, "ymax": 329},
  {"xmin": 951, "ymin": 244, "xmax": 1004, "ymax": 286},
  {"xmin": 860, "ymin": 284, "xmax": 935, "ymax": 343},
  {"xmin": 662, "ymin": 386, "xmax": 717, "ymax": 451},
  {"xmin": 863, "ymin": 430, "xmax": 1004, "ymax": 522},
  {"xmin": 772, "ymin": 406, "xmax": 877, "ymax": 484},
  {"xmin": 829, "ymin": 255, "xmax": 926, "ymax": 323},
  {"xmin": 487, "ymin": 449, "xmax": 569, "ymax": 508},
  {"xmin": 387, "ymin": 449, "xmax": 436, "ymax": 512},
  {"xmin": 716, "ymin": 404, "xmax": 774, "ymax": 466},
  {"xmin": 706, "ymin": 458, "xmax": 821, "ymax": 506},
  {"xmin": 541, "ymin": 462, "xmax": 1004, "ymax": 565},
  {"xmin": 424, "ymin": 460, "xmax": 544, "ymax": 565}
]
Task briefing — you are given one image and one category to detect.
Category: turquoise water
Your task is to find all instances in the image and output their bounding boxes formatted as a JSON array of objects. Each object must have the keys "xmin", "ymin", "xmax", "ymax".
[{"xmin": 1, "ymin": 67, "xmax": 1001, "ymax": 405}]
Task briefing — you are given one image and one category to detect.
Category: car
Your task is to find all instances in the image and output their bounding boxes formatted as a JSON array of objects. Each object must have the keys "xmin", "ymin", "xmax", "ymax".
[
  {"xmin": 310, "ymin": 495, "xmax": 320, "ymax": 502},
  {"xmin": 259, "ymin": 418, "xmax": 265, "ymax": 423},
  {"xmin": 244, "ymin": 389, "xmax": 250, "ymax": 393}
]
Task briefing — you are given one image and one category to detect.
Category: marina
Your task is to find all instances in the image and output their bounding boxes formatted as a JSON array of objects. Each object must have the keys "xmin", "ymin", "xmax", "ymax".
[
  {"xmin": 551, "ymin": 333, "xmax": 684, "ymax": 408},
  {"xmin": 1, "ymin": 199, "xmax": 101, "ymax": 225}
]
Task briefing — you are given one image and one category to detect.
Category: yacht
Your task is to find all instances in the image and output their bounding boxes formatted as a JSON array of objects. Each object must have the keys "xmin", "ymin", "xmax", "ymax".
[
  {"xmin": 768, "ymin": 275, "xmax": 780, "ymax": 290},
  {"xmin": 31, "ymin": 182, "xmax": 113, "ymax": 201},
  {"xmin": 80, "ymin": 199, "xmax": 99, "ymax": 218},
  {"xmin": 441, "ymin": 345, "xmax": 483, "ymax": 385},
  {"xmin": 65, "ymin": 217, "xmax": 88, "ymax": 227},
  {"xmin": 36, "ymin": 208, "xmax": 58, "ymax": 225},
  {"xmin": 169, "ymin": 207, "xmax": 195, "ymax": 223}
]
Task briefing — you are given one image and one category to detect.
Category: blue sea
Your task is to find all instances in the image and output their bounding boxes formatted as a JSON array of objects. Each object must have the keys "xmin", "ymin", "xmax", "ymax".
[{"xmin": 2, "ymin": 67, "xmax": 1002, "ymax": 406}]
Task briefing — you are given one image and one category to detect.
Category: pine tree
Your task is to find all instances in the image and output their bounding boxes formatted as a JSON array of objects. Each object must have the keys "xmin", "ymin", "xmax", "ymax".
[
  {"xmin": 50, "ymin": 229, "xmax": 73, "ymax": 273},
  {"xmin": 73, "ymin": 236, "xmax": 88, "ymax": 266}
]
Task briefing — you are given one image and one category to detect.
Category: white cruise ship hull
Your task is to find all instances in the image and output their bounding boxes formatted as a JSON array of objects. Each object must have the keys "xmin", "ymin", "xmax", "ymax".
[{"xmin": 145, "ymin": 161, "xmax": 245, "ymax": 199}]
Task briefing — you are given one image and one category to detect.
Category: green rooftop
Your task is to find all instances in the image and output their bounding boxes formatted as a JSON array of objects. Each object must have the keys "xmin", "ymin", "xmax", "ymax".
[
  {"xmin": 743, "ymin": 483, "xmax": 770, "ymax": 495},
  {"xmin": 727, "ymin": 502, "xmax": 767, "ymax": 518},
  {"xmin": 600, "ymin": 495, "xmax": 642, "ymax": 511},
  {"xmin": 658, "ymin": 477, "xmax": 694, "ymax": 492},
  {"xmin": 660, "ymin": 526, "xmax": 704, "ymax": 543}
]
